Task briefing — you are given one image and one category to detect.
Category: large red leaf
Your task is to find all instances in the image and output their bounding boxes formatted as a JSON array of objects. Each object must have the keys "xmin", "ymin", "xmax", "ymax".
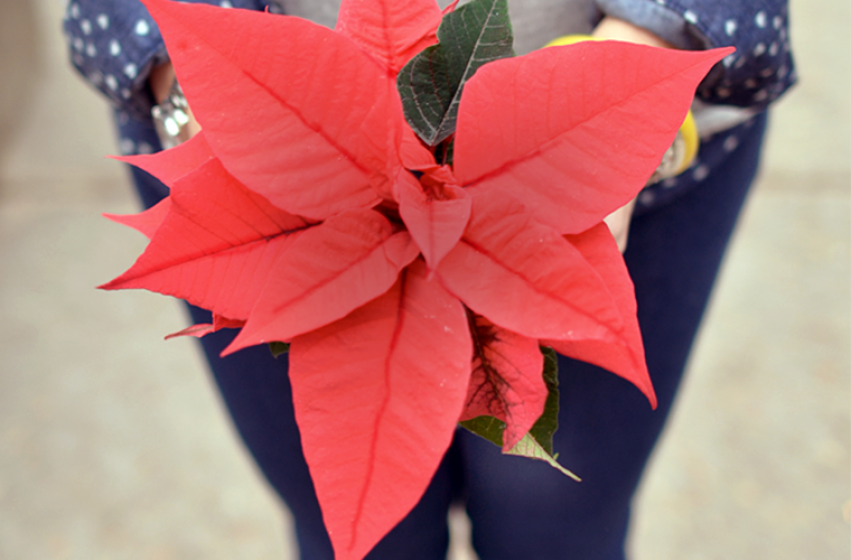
[
  {"xmin": 100, "ymin": 157, "xmax": 311, "ymax": 321},
  {"xmin": 140, "ymin": 0, "xmax": 404, "ymax": 218},
  {"xmin": 454, "ymin": 42, "xmax": 733, "ymax": 234},
  {"xmin": 224, "ymin": 210, "xmax": 420, "ymax": 354},
  {"xmin": 289, "ymin": 259, "xmax": 472, "ymax": 560},
  {"xmin": 460, "ymin": 315, "xmax": 547, "ymax": 451},
  {"xmin": 436, "ymin": 189, "xmax": 623, "ymax": 341},
  {"xmin": 543, "ymin": 223, "xmax": 656, "ymax": 407},
  {"xmin": 335, "ymin": 0, "xmax": 443, "ymax": 74},
  {"xmin": 396, "ymin": 169, "xmax": 471, "ymax": 270},
  {"xmin": 113, "ymin": 132, "xmax": 215, "ymax": 188}
]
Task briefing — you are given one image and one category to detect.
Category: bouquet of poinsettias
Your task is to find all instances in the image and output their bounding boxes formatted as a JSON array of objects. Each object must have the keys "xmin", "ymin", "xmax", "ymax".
[{"xmin": 101, "ymin": 0, "xmax": 729, "ymax": 558}]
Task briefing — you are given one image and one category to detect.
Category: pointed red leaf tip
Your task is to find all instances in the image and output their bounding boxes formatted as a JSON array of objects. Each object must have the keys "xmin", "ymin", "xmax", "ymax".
[
  {"xmin": 396, "ymin": 168, "xmax": 471, "ymax": 271},
  {"xmin": 224, "ymin": 209, "xmax": 420, "ymax": 356},
  {"xmin": 289, "ymin": 260, "xmax": 472, "ymax": 560},
  {"xmin": 460, "ymin": 316, "xmax": 548, "ymax": 451},
  {"xmin": 165, "ymin": 314, "xmax": 245, "ymax": 340},
  {"xmin": 335, "ymin": 0, "xmax": 443, "ymax": 74},
  {"xmin": 104, "ymin": 197, "xmax": 171, "ymax": 240},
  {"xmin": 165, "ymin": 322, "xmax": 214, "ymax": 340},
  {"xmin": 543, "ymin": 223, "xmax": 656, "ymax": 408},
  {"xmin": 400, "ymin": 124, "xmax": 437, "ymax": 171},
  {"xmin": 442, "ymin": 1, "xmax": 460, "ymax": 15},
  {"xmin": 100, "ymin": 157, "xmax": 312, "ymax": 324},
  {"xmin": 436, "ymin": 189, "xmax": 623, "ymax": 341},
  {"xmin": 110, "ymin": 132, "xmax": 215, "ymax": 188},
  {"xmin": 454, "ymin": 42, "xmax": 734, "ymax": 234},
  {"xmin": 139, "ymin": 0, "xmax": 403, "ymax": 220}
]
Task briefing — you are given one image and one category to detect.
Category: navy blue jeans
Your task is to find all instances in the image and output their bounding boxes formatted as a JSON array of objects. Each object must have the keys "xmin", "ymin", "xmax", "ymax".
[{"xmin": 127, "ymin": 114, "xmax": 767, "ymax": 560}]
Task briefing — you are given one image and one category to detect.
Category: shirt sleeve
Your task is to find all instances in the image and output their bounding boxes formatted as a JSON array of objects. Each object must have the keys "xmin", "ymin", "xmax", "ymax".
[
  {"xmin": 63, "ymin": 0, "xmax": 279, "ymax": 121},
  {"xmin": 594, "ymin": 0, "xmax": 796, "ymax": 110}
]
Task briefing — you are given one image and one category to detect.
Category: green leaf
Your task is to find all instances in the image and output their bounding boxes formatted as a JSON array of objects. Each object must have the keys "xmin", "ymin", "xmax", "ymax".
[
  {"xmin": 459, "ymin": 414, "xmax": 506, "ymax": 448},
  {"xmin": 505, "ymin": 432, "xmax": 581, "ymax": 481},
  {"xmin": 527, "ymin": 346, "xmax": 560, "ymax": 455},
  {"xmin": 269, "ymin": 341, "xmax": 290, "ymax": 358},
  {"xmin": 397, "ymin": 0, "xmax": 514, "ymax": 146}
]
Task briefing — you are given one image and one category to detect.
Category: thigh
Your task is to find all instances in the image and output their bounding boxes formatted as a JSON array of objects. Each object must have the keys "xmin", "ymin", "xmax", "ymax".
[
  {"xmin": 190, "ymin": 317, "xmax": 455, "ymax": 560},
  {"xmin": 457, "ymin": 115, "xmax": 768, "ymax": 560}
]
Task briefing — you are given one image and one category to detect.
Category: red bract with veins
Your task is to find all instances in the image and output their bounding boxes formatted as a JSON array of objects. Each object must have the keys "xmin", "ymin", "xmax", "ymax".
[{"xmin": 100, "ymin": 0, "xmax": 731, "ymax": 558}]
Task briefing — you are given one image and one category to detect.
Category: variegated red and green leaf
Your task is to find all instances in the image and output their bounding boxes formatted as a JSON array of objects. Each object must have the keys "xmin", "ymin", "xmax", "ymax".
[{"xmin": 460, "ymin": 314, "xmax": 547, "ymax": 450}]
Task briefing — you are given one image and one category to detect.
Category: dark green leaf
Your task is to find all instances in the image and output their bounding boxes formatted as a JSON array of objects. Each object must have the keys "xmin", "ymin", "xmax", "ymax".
[
  {"xmin": 459, "ymin": 414, "xmax": 505, "ymax": 448},
  {"xmin": 269, "ymin": 341, "xmax": 290, "ymax": 358},
  {"xmin": 397, "ymin": 0, "xmax": 514, "ymax": 146},
  {"xmin": 527, "ymin": 346, "xmax": 560, "ymax": 455}
]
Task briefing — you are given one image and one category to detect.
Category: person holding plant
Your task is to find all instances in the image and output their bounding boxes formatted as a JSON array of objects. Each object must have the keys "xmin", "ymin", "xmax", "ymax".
[{"xmin": 65, "ymin": 1, "xmax": 794, "ymax": 559}]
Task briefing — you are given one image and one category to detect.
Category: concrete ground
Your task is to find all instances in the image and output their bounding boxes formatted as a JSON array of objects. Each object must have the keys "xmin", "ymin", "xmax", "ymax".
[{"xmin": 0, "ymin": 1, "xmax": 848, "ymax": 559}]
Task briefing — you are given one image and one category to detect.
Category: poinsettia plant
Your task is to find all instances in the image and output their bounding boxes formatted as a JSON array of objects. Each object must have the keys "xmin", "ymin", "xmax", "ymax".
[{"xmin": 100, "ymin": 0, "xmax": 730, "ymax": 558}]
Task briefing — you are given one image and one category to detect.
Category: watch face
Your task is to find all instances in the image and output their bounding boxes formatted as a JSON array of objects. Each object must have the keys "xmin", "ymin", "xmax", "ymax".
[{"xmin": 152, "ymin": 83, "xmax": 191, "ymax": 149}]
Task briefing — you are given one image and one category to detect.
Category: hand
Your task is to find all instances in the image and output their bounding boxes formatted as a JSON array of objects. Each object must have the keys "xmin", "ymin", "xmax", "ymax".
[
  {"xmin": 603, "ymin": 196, "xmax": 638, "ymax": 253},
  {"xmin": 591, "ymin": 16, "xmax": 677, "ymax": 252}
]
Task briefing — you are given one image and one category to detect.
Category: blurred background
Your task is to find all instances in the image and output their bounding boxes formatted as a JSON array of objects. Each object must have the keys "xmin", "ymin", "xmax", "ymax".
[{"xmin": 0, "ymin": 0, "xmax": 848, "ymax": 559}]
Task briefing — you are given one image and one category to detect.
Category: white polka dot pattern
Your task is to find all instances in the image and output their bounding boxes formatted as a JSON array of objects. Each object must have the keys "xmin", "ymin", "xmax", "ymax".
[
  {"xmin": 723, "ymin": 135, "xmax": 739, "ymax": 152},
  {"xmin": 724, "ymin": 19, "xmax": 737, "ymax": 36},
  {"xmin": 134, "ymin": 19, "xmax": 150, "ymax": 36},
  {"xmin": 692, "ymin": 164, "xmax": 710, "ymax": 182}
]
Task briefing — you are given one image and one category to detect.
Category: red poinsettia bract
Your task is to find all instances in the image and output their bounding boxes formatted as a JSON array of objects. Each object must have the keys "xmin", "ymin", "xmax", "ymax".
[{"xmin": 100, "ymin": 0, "xmax": 730, "ymax": 558}]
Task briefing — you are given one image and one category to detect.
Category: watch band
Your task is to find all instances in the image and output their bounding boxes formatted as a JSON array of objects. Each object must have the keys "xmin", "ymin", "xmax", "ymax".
[{"xmin": 151, "ymin": 79, "xmax": 192, "ymax": 149}]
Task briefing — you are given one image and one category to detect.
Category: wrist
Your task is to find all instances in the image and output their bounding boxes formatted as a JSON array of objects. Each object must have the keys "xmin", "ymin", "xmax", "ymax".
[
  {"xmin": 150, "ymin": 62, "xmax": 177, "ymax": 104},
  {"xmin": 591, "ymin": 16, "xmax": 675, "ymax": 49}
]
